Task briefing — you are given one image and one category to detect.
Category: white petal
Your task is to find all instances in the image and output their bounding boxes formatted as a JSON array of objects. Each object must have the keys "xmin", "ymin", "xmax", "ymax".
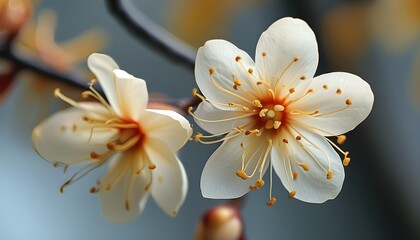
[
  {"xmin": 112, "ymin": 69, "xmax": 148, "ymax": 121},
  {"xmin": 32, "ymin": 104, "xmax": 118, "ymax": 165},
  {"xmin": 271, "ymin": 126, "xmax": 344, "ymax": 203},
  {"xmin": 194, "ymin": 101, "xmax": 252, "ymax": 134},
  {"xmin": 290, "ymin": 72, "xmax": 374, "ymax": 136},
  {"xmin": 255, "ymin": 17, "xmax": 318, "ymax": 89},
  {"xmin": 100, "ymin": 151, "xmax": 150, "ymax": 223},
  {"xmin": 144, "ymin": 139, "xmax": 188, "ymax": 216},
  {"xmin": 87, "ymin": 53, "xmax": 121, "ymax": 113},
  {"xmin": 201, "ymin": 134, "xmax": 269, "ymax": 199},
  {"xmin": 141, "ymin": 109, "xmax": 192, "ymax": 151},
  {"xmin": 195, "ymin": 40, "xmax": 258, "ymax": 110}
]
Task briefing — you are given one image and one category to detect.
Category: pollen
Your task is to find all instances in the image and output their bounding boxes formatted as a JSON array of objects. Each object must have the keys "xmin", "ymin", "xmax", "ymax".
[
  {"xmin": 148, "ymin": 163, "xmax": 156, "ymax": 170},
  {"xmin": 337, "ymin": 135, "xmax": 346, "ymax": 145},
  {"xmin": 327, "ymin": 170, "xmax": 333, "ymax": 180},
  {"xmin": 235, "ymin": 56, "xmax": 241, "ymax": 62},
  {"xmin": 292, "ymin": 171, "xmax": 298, "ymax": 180},
  {"xmin": 259, "ymin": 109, "xmax": 269, "ymax": 117},
  {"xmin": 267, "ymin": 197, "xmax": 277, "ymax": 206},
  {"xmin": 283, "ymin": 139, "xmax": 289, "ymax": 144},
  {"xmin": 343, "ymin": 157, "xmax": 351, "ymax": 166},
  {"xmin": 288, "ymin": 190, "xmax": 296, "ymax": 199},
  {"xmin": 295, "ymin": 135, "xmax": 302, "ymax": 141},
  {"xmin": 193, "ymin": 133, "xmax": 203, "ymax": 142},
  {"xmin": 346, "ymin": 99, "xmax": 352, "ymax": 105},
  {"xmin": 298, "ymin": 163, "xmax": 310, "ymax": 171},
  {"xmin": 236, "ymin": 169, "xmax": 249, "ymax": 180},
  {"xmin": 289, "ymin": 88, "xmax": 295, "ymax": 94},
  {"xmin": 90, "ymin": 151, "xmax": 100, "ymax": 159},
  {"xmin": 300, "ymin": 76, "xmax": 306, "ymax": 80},
  {"xmin": 274, "ymin": 105, "xmax": 284, "ymax": 111},
  {"xmin": 262, "ymin": 51, "xmax": 267, "ymax": 57},
  {"xmin": 209, "ymin": 67, "xmax": 215, "ymax": 75},
  {"xmin": 250, "ymin": 179, "xmax": 265, "ymax": 190},
  {"xmin": 336, "ymin": 88, "xmax": 342, "ymax": 94},
  {"xmin": 293, "ymin": 57, "xmax": 299, "ymax": 62},
  {"xmin": 323, "ymin": 84, "xmax": 328, "ymax": 89},
  {"xmin": 125, "ymin": 200, "xmax": 130, "ymax": 211},
  {"xmin": 248, "ymin": 68, "xmax": 253, "ymax": 74},
  {"xmin": 252, "ymin": 100, "xmax": 263, "ymax": 108}
]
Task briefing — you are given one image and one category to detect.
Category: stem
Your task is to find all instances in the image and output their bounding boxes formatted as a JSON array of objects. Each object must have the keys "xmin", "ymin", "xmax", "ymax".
[{"xmin": 106, "ymin": 0, "xmax": 196, "ymax": 69}]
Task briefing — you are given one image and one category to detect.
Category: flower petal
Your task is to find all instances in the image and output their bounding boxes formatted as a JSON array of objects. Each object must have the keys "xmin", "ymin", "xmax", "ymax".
[
  {"xmin": 141, "ymin": 109, "xmax": 191, "ymax": 151},
  {"xmin": 32, "ymin": 104, "xmax": 118, "ymax": 165},
  {"xmin": 144, "ymin": 139, "xmax": 188, "ymax": 216},
  {"xmin": 99, "ymin": 151, "xmax": 150, "ymax": 223},
  {"xmin": 255, "ymin": 17, "xmax": 318, "ymax": 89},
  {"xmin": 112, "ymin": 69, "xmax": 148, "ymax": 121},
  {"xmin": 193, "ymin": 101, "xmax": 252, "ymax": 134},
  {"xmin": 290, "ymin": 72, "xmax": 374, "ymax": 136},
  {"xmin": 201, "ymin": 134, "xmax": 269, "ymax": 199},
  {"xmin": 271, "ymin": 126, "xmax": 344, "ymax": 203},
  {"xmin": 87, "ymin": 53, "xmax": 121, "ymax": 113},
  {"xmin": 195, "ymin": 40, "xmax": 258, "ymax": 110}
]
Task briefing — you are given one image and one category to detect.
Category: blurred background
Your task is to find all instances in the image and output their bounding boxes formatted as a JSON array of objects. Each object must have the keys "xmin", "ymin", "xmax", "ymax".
[{"xmin": 0, "ymin": 0, "xmax": 419, "ymax": 239}]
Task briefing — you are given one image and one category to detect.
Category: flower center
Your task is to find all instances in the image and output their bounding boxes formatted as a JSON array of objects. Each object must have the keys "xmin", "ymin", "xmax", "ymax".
[{"xmin": 256, "ymin": 103, "xmax": 285, "ymax": 130}]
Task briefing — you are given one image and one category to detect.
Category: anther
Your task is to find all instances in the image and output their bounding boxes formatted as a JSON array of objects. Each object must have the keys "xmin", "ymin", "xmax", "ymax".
[
  {"xmin": 192, "ymin": 88, "xmax": 205, "ymax": 101},
  {"xmin": 236, "ymin": 169, "xmax": 249, "ymax": 180},
  {"xmin": 209, "ymin": 67, "xmax": 215, "ymax": 75},
  {"xmin": 323, "ymin": 84, "xmax": 328, "ymax": 90},
  {"xmin": 288, "ymin": 190, "xmax": 296, "ymax": 199},
  {"xmin": 337, "ymin": 135, "xmax": 346, "ymax": 145},
  {"xmin": 125, "ymin": 200, "xmax": 130, "ymax": 211},
  {"xmin": 262, "ymin": 51, "xmax": 267, "ymax": 57},
  {"xmin": 90, "ymin": 187, "xmax": 97, "ymax": 193},
  {"xmin": 148, "ymin": 163, "xmax": 156, "ymax": 170},
  {"xmin": 282, "ymin": 139, "xmax": 289, "ymax": 144},
  {"xmin": 274, "ymin": 105, "xmax": 284, "ymax": 111},
  {"xmin": 267, "ymin": 197, "xmax": 277, "ymax": 206},
  {"xmin": 343, "ymin": 157, "xmax": 351, "ymax": 166},
  {"xmin": 289, "ymin": 88, "xmax": 295, "ymax": 94},
  {"xmin": 234, "ymin": 79, "xmax": 242, "ymax": 87},
  {"xmin": 252, "ymin": 100, "xmax": 263, "ymax": 108},
  {"xmin": 346, "ymin": 99, "xmax": 352, "ymax": 106},
  {"xmin": 293, "ymin": 57, "xmax": 299, "ymax": 62},
  {"xmin": 107, "ymin": 142, "xmax": 116, "ymax": 150},
  {"xmin": 90, "ymin": 151, "xmax": 100, "ymax": 159},
  {"xmin": 292, "ymin": 171, "xmax": 298, "ymax": 180},
  {"xmin": 336, "ymin": 88, "xmax": 342, "ymax": 94},
  {"xmin": 307, "ymin": 89, "xmax": 314, "ymax": 93},
  {"xmin": 300, "ymin": 76, "xmax": 306, "ymax": 80},
  {"xmin": 248, "ymin": 68, "xmax": 253, "ymax": 74},
  {"xmin": 259, "ymin": 109, "xmax": 269, "ymax": 117},
  {"xmin": 235, "ymin": 56, "xmax": 241, "ymax": 62},
  {"xmin": 250, "ymin": 179, "xmax": 265, "ymax": 190},
  {"xmin": 298, "ymin": 163, "xmax": 310, "ymax": 171},
  {"xmin": 327, "ymin": 170, "xmax": 333, "ymax": 180},
  {"xmin": 265, "ymin": 120, "xmax": 274, "ymax": 129},
  {"xmin": 295, "ymin": 135, "xmax": 302, "ymax": 141},
  {"xmin": 193, "ymin": 133, "xmax": 203, "ymax": 142},
  {"xmin": 81, "ymin": 91, "xmax": 90, "ymax": 99},
  {"xmin": 53, "ymin": 88, "xmax": 61, "ymax": 98},
  {"xmin": 273, "ymin": 121, "xmax": 281, "ymax": 129}
]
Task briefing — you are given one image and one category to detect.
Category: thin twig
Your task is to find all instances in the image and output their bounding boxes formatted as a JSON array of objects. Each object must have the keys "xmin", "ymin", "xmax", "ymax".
[{"xmin": 106, "ymin": 0, "xmax": 196, "ymax": 69}]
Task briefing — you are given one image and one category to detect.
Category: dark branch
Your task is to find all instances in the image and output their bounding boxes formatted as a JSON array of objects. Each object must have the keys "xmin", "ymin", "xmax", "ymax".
[{"xmin": 106, "ymin": 0, "xmax": 196, "ymax": 69}]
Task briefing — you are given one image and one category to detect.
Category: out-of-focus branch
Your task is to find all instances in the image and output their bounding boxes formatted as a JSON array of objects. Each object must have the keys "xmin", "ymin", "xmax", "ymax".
[
  {"xmin": 106, "ymin": 0, "xmax": 196, "ymax": 69},
  {"xmin": 0, "ymin": 44, "xmax": 88, "ymax": 89}
]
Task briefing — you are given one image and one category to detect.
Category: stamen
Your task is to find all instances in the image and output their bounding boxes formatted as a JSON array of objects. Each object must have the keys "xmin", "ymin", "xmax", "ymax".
[
  {"xmin": 343, "ymin": 157, "xmax": 351, "ymax": 166},
  {"xmin": 236, "ymin": 169, "xmax": 249, "ymax": 180},
  {"xmin": 336, "ymin": 88, "xmax": 342, "ymax": 94},
  {"xmin": 252, "ymin": 100, "xmax": 263, "ymax": 108},
  {"xmin": 235, "ymin": 56, "xmax": 241, "ymax": 62},
  {"xmin": 337, "ymin": 135, "xmax": 346, "ymax": 145},
  {"xmin": 192, "ymin": 88, "xmax": 206, "ymax": 101},
  {"xmin": 266, "ymin": 197, "xmax": 277, "ymax": 206},
  {"xmin": 249, "ymin": 179, "xmax": 264, "ymax": 190},
  {"xmin": 259, "ymin": 109, "xmax": 269, "ymax": 117},
  {"xmin": 323, "ymin": 84, "xmax": 328, "ymax": 90},
  {"xmin": 292, "ymin": 171, "xmax": 298, "ymax": 180},
  {"xmin": 288, "ymin": 190, "xmax": 296, "ymax": 199},
  {"xmin": 298, "ymin": 163, "xmax": 310, "ymax": 171},
  {"xmin": 273, "ymin": 121, "xmax": 281, "ymax": 129},
  {"xmin": 107, "ymin": 135, "xmax": 140, "ymax": 152},
  {"xmin": 300, "ymin": 76, "xmax": 306, "ymax": 80},
  {"xmin": 209, "ymin": 67, "xmax": 215, "ymax": 75},
  {"xmin": 148, "ymin": 163, "xmax": 156, "ymax": 170},
  {"xmin": 326, "ymin": 170, "xmax": 333, "ymax": 180},
  {"xmin": 273, "ymin": 105, "xmax": 284, "ymax": 112}
]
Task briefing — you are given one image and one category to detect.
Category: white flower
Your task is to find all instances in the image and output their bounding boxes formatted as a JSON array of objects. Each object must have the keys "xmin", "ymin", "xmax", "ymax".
[
  {"xmin": 32, "ymin": 53, "xmax": 192, "ymax": 223},
  {"xmin": 190, "ymin": 17, "xmax": 374, "ymax": 204}
]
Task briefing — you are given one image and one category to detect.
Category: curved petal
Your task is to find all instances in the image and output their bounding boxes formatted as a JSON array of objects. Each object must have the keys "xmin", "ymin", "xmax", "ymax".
[
  {"xmin": 193, "ymin": 101, "xmax": 252, "ymax": 134},
  {"xmin": 87, "ymin": 53, "xmax": 121, "ymax": 113},
  {"xmin": 201, "ymin": 134, "xmax": 269, "ymax": 199},
  {"xmin": 112, "ymin": 69, "xmax": 148, "ymax": 121},
  {"xmin": 195, "ymin": 40, "xmax": 259, "ymax": 110},
  {"xmin": 271, "ymin": 125, "xmax": 344, "ymax": 203},
  {"xmin": 32, "ymin": 104, "xmax": 118, "ymax": 165},
  {"xmin": 290, "ymin": 72, "xmax": 374, "ymax": 136},
  {"xmin": 255, "ymin": 17, "xmax": 318, "ymax": 89},
  {"xmin": 144, "ymin": 139, "xmax": 188, "ymax": 216},
  {"xmin": 141, "ymin": 109, "xmax": 192, "ymax": 151},
  {"xmin": 99, "ymin": 151, "xmax": 150, "ymax": 223}
]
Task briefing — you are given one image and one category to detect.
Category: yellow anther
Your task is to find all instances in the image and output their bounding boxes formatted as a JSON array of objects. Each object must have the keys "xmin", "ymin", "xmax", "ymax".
[
  {"xmin": 265, "ymin": 119, "xmax": 274, "ymax": 129},
  {"xmin": 307, "ymin": 89, "xmax": 315, "ymax": 93},
  {"xmin": 252, "ymin": 100, "xmax": 263, "ymax": 108},
  {"xmin": 245, "ymin": 129, "xmax": 259, "ymax": 135},
  {"xmin": 336, "ymin": 88, "xmax": 342, "ymax": 94},
  {"xmin": 262, "ymin": 51, "xmax": 267, "ymax": 57},
  {"xmin": 300, "ymin": 76, "xmax": 306, "ymax": 80},
  {"xmin": 90, "ymin": 151, "xmax": 100, "ymax": 159},
  {"xmin": 250, "ymin": 179, "xmax": 265, "ymax": 190},
  {"xmin": 323, "ymin": 84, "xmax": 328, "ymax": 90},
  {"xmin": 343, "ymin": 157, "xmax": 351, "ymax": 166},
  {"xmin": 267, "ymin": 197, "xmax": 277, "ymax": 206},
  {"xmin": 337, "ymin": 135, "xmax": 346, "ymax": 145},
  {"xmin": 288, "ymin": 190, "xmax": 296, "ymax": 199},
  {"xmin": 192, "ymin": 88, "xmax": 206, "ymax": 101},
  {"xmin": 292, "ymin": 171, "xmax": 298, "ymax": 180},
  {"xmin": 193, "ymin": 133, "xmax": 203, "ymax": 142},
  {"xmin": 298, "ymin": 163, "xmax": 310, "ymax": 171},
  {"xmin": 106, "ymin": 142, "xmax": 116, "ymax": 150},
  {"xmin": 293, "ymin": 57, "xmax": 299, "ymax": 62},
  {"xmin": 346, "ymin": 99, "xmax": 352, "ymax": 106},
  {"xmin": 148, "ymin": 163, "xmax": 156, "ymax": 170},
  {"xmin": 235, "ymin": 56, "xmax": 241, "ymax": 62},
  {"xmin": 282, "ymin": 139, "xmax": 289, "ymax": 144},
  {"xmin": 274, "ymin": 105, "xmax": 284, "ymax": 112},
  {"xmin": 89, "ymin": 187, "xmax": 97, "ymax": 193},
  {"xmin": 289, "ymin": 88, "xmax": 295, "ymax": 94},
  {"xmin": 248, "ymin": 68, "xmax": 253, "ymax": 74},
  {"xmin": 234, "ymin": 79, "xmax": 242, "ymax": 86},
  {"xmin": 273, "ymin": 121, "xmax": 281, "ymax": 129},
  {"xmin": 327, "ymin": 170, "xmax": 333, "ymax": 180},
  {"xmin": 209, "ymin": 67, "xmax": 215, "ymax": 75},
  {"xmin": 259, "ymin": 109, "xmax": 269, "ymax": 117},
  {"xmin": 236, "ymin": 169, "xmax": 249, "ymax": 180}
]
